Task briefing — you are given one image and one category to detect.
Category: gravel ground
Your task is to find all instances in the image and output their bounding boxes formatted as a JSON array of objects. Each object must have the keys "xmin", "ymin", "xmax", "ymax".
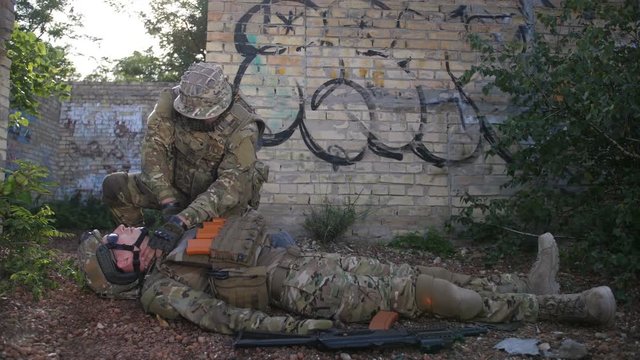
[{"xmin": 0, "ymin": 234, "xmax": 638, "ymax": 360}]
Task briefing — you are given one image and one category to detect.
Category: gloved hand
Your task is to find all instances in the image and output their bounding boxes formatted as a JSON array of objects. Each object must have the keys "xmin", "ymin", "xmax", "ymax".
[
  {"xmin": 149, "ymin": 215, "xmax": 186, "ymax": 253},
  {"xmin": 295, "ymin": 319, "xmax": 334, "ymax": 335},
  {"xmin": 161, "ymin": 202, "xmax": 182, "ymax": 222}
]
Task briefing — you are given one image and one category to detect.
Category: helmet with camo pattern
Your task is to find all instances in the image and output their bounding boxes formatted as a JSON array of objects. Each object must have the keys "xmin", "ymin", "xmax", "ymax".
[
  {"xmin": 173, "ymin": 62, "xmax": 233, "ymax": 120},
  {"xmin": 77, "ymin": 230, "xmax": 140, "ymax": 299}
]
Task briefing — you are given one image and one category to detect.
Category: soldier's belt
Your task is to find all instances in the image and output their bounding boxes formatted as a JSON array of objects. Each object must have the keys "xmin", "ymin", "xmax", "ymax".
[{"xmin": 268, "ymin": 248, "xmax": 300, "ymax": 304}]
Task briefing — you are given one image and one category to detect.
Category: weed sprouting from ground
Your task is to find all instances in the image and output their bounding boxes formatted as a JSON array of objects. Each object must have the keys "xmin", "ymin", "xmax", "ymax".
[
  {"xmin": 303, "ymin": 193, "xmax": 367, "ymax": 244},
  {"xmin": 388, "ymin": 227, "xmax": 455, "ymax": 257}
]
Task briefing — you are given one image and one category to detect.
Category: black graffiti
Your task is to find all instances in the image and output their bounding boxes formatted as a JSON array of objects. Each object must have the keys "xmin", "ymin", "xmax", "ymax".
[
  {"xmin": 443, "ymin": 53, "xmax": 513, "ymax": 163},
  {"xmin": 275, "ymin": 10, "xmax": 303, "ymax": 35},
  {"xmin": 397, "ymin": 57, "xmax": 412, "ymax": 73},
  {"xmin": 397, "ymin": 8, "xmax": 423, "ymax": 28},
  {"xmin": 357, "ymin": 49, "xmax": 387, "ymax": 57},
  {"xmin": 540, "ymin": 0, "xmax": 556, "ymax": 8},
  {"xmin": 69, "ymin": 140, "xmax": 103, "ymax": 159},
  {"xmin": 232, "ymin": 0, "xmax": 530, "ymax": 168},
  {"xmin": 449, "ymin": 5, "xmax": 515, "ymax": 28}
]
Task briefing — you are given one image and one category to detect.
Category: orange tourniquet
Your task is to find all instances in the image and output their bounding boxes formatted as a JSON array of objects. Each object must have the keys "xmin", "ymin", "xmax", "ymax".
[
  {"xmin": 186, "ymin": 218, "xmax": 226, "ymax": 255},
  {"xmin": 368, "ymin": 310, "xmax": 399, "ymax": 330}
]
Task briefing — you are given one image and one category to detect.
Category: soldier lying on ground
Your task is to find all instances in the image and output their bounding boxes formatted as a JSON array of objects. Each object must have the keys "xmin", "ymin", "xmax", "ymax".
[
  {"xmin": 101, "ymin": 62, "xmax": 269, "ymax": 267},
  {"xmin": 78, "ymin": 210, "xmax": 616, "ymax": 336}
]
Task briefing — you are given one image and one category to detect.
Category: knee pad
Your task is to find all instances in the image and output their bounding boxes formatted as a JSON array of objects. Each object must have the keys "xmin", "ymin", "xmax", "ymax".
[
  {"xmin": 102, "ymin": 172, "xmax": 129, "ymax": 204},
  {"xmin": 415, "ymin": 274, "xmax": 482, "ymax": 320}
]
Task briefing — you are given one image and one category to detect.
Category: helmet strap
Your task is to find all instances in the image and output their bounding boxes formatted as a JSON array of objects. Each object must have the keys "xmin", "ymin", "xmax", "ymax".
[{"xmin": 105, "ymin": 228, "xmax": 149, "ymax": 276}]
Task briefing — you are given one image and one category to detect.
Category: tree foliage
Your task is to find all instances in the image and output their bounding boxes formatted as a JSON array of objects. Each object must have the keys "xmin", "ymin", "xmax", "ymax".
[
  {"xmin": 7, "ymin": 26, "xmax": 74, "ymax": 127},
  {"xmin": 99, "ymin": 0, "xmax": 207, "ymax": 82},
  {"xmin": 14, "ymin": 0, "xmax": 82, "ymax": 40},
  {"xmin": 112, "ymin": 48, "xmax": 178, "ymax": 82},
  {"xmin": 141, "ymin": 0, "xmax": 207, "ymax": 79},
  {"xmin": 454, "ymin": 0, "xmax": 640, "ymax": 290},
  {"xmin": 8, "ymin": 0, "xmax": 78, "ymax": 127}
]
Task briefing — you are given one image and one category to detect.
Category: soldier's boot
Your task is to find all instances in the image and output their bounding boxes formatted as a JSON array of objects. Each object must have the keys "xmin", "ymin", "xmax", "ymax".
[
  {"xmin": 416, "ymin": 266, "xmax": 472, "ymax": 287},
  {"xmin": 415, "ymin": 274, "xmax": 483, "ymax": 320},
  {"xmin": 526, "ymin": 232, "xmax": 560, "ymax": 295},
  {"xmin": 537, "ymin": 286, "xmax": 616, "ymax": 326}
]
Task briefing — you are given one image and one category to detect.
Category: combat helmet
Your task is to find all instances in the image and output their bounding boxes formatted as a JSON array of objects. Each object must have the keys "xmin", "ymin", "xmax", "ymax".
[
  {"xmin": 173, "ymin": 62, "xmax": 233, "ymax": 119},
  {"xmin": 77, "ymin": 230, "xmax": 145, "ymax": 299}
]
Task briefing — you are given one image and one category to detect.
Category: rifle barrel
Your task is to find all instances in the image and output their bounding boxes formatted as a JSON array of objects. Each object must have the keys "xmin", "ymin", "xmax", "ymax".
[{"xmin": 233, "ymin": 326, "xmax": 487, "ymax": 352}]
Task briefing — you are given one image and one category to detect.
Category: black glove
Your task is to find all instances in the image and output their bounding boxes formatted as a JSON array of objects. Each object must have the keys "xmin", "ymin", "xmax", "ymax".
[
  {"xmin": 149, "ymin": 215, "xmax": 186, "ymax": 253},
  {"xmin": 161, "ymin": 202, "xmax": 182, "ymax": 222}
]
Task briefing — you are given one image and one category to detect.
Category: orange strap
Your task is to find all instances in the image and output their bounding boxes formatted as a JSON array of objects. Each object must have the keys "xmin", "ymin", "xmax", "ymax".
[
  {"xmin": 368, "ymin": 310, "xmax": 399, "ymax": 330},
  {"xmin": 186, "ymin": 218, "xmax": 226, "ymax": 255}
]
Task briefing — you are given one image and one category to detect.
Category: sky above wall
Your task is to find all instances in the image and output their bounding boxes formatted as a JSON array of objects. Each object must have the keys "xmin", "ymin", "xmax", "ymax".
[{"xmin": 57, "ymin": 0, "xmax": 159, "ymax": 77}]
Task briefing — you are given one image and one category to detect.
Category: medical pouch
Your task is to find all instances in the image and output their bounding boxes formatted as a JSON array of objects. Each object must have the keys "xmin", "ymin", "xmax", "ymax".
[{"xmin": 208, "ymin": 266, "xmax": 268, "ymax": 311}]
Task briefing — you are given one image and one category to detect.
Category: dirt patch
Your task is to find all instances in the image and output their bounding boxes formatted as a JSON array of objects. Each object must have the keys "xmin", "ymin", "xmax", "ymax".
[{"xmin": 0, "ymin": 235, "xmax": 638, "ymax": 359}]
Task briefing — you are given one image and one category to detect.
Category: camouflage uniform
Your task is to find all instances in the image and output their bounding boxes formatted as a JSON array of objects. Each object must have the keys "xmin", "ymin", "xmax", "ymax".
[
  {"xmin": 137, "ymin": 237, "xmax": 539, "ymax": 334},
  {"xmin": 102, "ymin": 88, "xmax": 267, "ymax": 227},
  {"xmin": 267, "ymin": 250, "xmax": 538, "ymax": 324}
]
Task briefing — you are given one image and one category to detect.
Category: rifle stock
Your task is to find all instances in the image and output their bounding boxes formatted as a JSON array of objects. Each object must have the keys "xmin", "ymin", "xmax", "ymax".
[{"xmin": 233, "ymin": 325, "xmax": 487, "ymax": 353}]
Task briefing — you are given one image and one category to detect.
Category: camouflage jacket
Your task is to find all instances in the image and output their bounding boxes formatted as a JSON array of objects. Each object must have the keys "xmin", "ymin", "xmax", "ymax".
[{"xmin": 140, "ymin": 87, "xmax": 267, "ymax": 226}]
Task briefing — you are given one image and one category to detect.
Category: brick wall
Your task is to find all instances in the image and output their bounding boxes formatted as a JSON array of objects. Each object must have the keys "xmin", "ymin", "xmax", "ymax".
[
  {"xmin": 4, "ymin": 0, "xmax": 556, "ymax": 240},
  {"xmin": 6, "ymin": 96, "xmax": 61, "ymax": 184},
  {"xmin": 0, "ymin": 0, "xmax": 14, "ymax": 174},
  {"xmin": 56, "ymin": 82, "xmax": 172, "ymax": 199},
  {"xmin": 204, "ymin": 0, "xmax": 551, "ymax": 238}
]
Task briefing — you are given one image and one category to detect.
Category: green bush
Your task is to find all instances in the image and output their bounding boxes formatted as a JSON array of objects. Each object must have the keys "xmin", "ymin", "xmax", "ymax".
[
  {"xmin": 50, "ymin": 194, "xmax": 113, "ymax": 231},
  {"xmin": 51, "ymin": 195, "xmax": 166, "ymax": 232},
  {"xmin": 388, "ymin": 227, "xmax": 455, "ymax": 257},
  {"xmin": 303, "ymin": 195, "xmax": 366, "ymax": 244},
  {"xmin": 453, "ymin": 0, "xmax": 640, "ymax": 290},
  {"xmin": 142, "ymin": 208, "xmax": 164, "ymax": 230},
  {"xmin": 0, "ymin": 160, "xmax": 76, "ymax": 299}
]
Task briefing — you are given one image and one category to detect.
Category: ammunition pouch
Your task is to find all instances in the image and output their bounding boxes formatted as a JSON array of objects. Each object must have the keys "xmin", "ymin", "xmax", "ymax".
[
  {"xmin": 209, "ymin": 209, "xmax": 267, "ymax": 268},
  {"xmin": 208, "ymin": 266, "xmax": 269, "ymax": 311}
]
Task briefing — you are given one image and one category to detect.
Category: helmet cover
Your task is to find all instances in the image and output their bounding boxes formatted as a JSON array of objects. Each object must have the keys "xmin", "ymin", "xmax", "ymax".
[
  {"xmin": 77, "ymin": 230, "xmax": 140, "ymax": 299},
  {"xmin": 173, "ymin": 62, "xmax": 233, "ymax": 120}
]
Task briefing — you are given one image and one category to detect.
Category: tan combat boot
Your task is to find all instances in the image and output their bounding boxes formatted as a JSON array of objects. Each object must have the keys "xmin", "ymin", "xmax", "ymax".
[
  {"xmin": 527, "ymin": 232, "xmax": 560, "ymax": 295},
  {"xmin": 537, "ymin": 286, "xmax": 616, "ymax": 326},
  {"xmin": 415, "ymin": 274, "xmax": 483, "ymax": 320}
]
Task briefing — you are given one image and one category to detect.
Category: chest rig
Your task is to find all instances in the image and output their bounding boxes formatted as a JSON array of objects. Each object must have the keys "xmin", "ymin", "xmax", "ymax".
[
  {"xmin": 163, "ymin": 209, "xmax": 270, "ymax": 310},
  {"xmin": 159, "ymin": 86, "xmax": 265, "ymax": 198}
]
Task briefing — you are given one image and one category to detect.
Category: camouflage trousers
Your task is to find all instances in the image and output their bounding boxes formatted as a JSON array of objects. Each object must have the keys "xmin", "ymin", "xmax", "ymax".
[
  {"xmin": 102, "ymin": 171, "xmax": 250, "ymax": 227},
  {"xmin": 102, "ymin": 172, "xmax": 175, "ymax": 226},
  {"xmin": 140, "ymin": 267, "xmax": 315, "ymax": 335},
  {"xmin": 271, "ymin": 253, "xmax": 539, "ymax": 323},
  {"xmin": 139, "ymin": 254, "xmax": 539, "ymax": 333}
]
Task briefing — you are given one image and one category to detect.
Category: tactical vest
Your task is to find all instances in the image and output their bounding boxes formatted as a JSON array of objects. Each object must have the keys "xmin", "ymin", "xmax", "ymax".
[
  {"xmin": 155, "ymin": 87, "xmax": 267, "ymax": 203},
  {"xmin": 163, "ymin": 210, "xmax": 270, "ymax": 310}
]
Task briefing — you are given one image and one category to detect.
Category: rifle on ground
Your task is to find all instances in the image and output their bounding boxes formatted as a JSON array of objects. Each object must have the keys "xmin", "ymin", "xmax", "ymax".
[{"xmin": 233, "ymin": 324, "xmax": 487, "ymax": 353}]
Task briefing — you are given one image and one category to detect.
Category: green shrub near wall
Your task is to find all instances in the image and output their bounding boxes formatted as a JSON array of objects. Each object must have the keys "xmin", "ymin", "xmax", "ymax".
[{"xmin": 454, "ymin": 0, "xmax": 640, "ymax": 293}]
